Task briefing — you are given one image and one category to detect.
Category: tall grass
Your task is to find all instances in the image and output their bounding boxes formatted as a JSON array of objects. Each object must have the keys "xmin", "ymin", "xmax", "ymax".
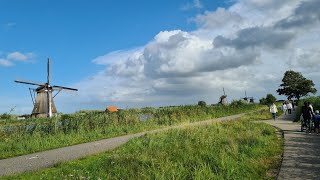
[
  {"xmin": 0, "ymin": 103, "xmax": 262, "ymax": 159},
  {"xmin": 5, "ymin": 120, "xmax": 283, "ymax": 179}
]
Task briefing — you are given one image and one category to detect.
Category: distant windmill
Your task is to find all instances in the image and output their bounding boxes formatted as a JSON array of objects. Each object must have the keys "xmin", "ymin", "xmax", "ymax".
[
  {"xmin": 219, "ymin": 88, "xmax": 228, "ymax": 105},
  {"xmin": 242, "ymin": 91, "xmax": 254, "ymax": 103},
  {"xmin": 15, "ymin": 59, "xmax": 78, "ymax": 118}
]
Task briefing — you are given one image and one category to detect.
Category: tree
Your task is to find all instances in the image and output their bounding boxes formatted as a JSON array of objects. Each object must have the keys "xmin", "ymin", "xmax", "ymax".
[
  {"xmin": 277, "ymin": 70, "xmax": 317, "ymax": 101},
  {"xmin": 260, "ymin": 94, "xmax": 276, "ymax": 105},
  {"xmin": 198, "ymin": 101, "xmax": 207, "ymax": 107}
]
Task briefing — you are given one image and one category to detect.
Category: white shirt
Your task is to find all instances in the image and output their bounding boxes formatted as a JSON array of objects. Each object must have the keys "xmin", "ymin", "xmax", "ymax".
[
  {"xmin": 270, "ymin": 104, "xmax": 278, "ymax": 113},
  {"xmin": 287, "ymin": 103, "xmax": 293, "ymax": 109},
  {"xmin": 282, "ymin": 104, "xmax": 287, "ymax": 110}
]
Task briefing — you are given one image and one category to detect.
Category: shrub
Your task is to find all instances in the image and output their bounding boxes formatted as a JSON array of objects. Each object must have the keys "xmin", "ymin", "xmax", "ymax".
[
  {"xmin": 198, "ymin": 101, "xmax": 207, "ymax": 107},
  {"xmin": 260, "ymin": 94, "xmax": 276, "ymax": 105}
]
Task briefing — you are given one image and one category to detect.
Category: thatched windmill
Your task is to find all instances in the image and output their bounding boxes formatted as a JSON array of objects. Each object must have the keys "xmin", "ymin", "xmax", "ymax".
[{"xmin": 15, "ymin": 59, "xmax": 78, "ymax": 118}]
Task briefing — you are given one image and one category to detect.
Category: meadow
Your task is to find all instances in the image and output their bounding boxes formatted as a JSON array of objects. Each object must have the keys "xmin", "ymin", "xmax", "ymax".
[
  {"xmin": 0, "ymin": 101, "xmax": 267, "ymax": 159},
  {"xmin": 4, "ymin": 118, "xmax": 283, "ymax": 179}
]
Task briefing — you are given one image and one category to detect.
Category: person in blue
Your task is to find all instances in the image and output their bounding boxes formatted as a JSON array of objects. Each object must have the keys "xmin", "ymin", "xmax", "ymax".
[{"xmin": 313, "ymin": 110, "xmax": 320, "ymax": 135}]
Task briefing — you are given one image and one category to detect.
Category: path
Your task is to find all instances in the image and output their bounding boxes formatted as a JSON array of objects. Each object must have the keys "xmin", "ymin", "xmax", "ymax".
[
  {"xmin": 262, "ymin": 111, "xmax": 320, "ymax": 180},
  {"xmin": 0, "ymin": 113, "xmax": 244, "ymax": 177}
]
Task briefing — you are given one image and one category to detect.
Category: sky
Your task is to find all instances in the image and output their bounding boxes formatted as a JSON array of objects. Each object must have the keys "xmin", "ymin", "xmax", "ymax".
[{"xmin": 1, "ymin": 0, "xmax": 320, "ymax": 114}]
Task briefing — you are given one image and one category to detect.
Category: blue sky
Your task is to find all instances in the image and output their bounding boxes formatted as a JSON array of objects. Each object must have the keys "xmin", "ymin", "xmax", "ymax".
[{"xmin": 1, "ymin": 0, "xmax": 320, "ymax": 114}]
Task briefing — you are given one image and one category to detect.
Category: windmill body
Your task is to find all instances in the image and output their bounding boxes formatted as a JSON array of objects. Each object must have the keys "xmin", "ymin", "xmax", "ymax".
[
  {"xmin": 31, "ymin": 85, "xmax": 57, "ymax": 118},
  {"xmin": 15, "ymin": 59, "xmax": 78, "ymax": 118}
]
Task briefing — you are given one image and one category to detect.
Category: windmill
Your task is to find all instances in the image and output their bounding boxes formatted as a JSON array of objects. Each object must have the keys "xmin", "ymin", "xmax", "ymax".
[
  {"xmin": 15, "ymin": 59, "xmax": 78, "ymax": 118},
  {"xmin": 242, "ymin": 91, "xmax": 254, "ymax": 103},
  {"xmin": 219, "ymin": 88, "xmax": 228, "ymax": 105}
]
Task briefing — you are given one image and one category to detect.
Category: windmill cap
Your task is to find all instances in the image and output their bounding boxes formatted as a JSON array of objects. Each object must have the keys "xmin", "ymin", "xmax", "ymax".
[{"xmin": 316, "ymin": 110, "xmax": 319, "ymax": 114}]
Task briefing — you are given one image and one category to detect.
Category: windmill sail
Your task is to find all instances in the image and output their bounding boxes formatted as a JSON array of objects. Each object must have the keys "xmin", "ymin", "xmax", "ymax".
[{"xmin": 14, "ymin": 58, "xmax": 78, "ymax": 118}]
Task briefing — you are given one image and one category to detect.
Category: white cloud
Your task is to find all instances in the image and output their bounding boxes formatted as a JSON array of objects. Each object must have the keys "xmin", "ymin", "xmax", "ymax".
[
  {"xmin": 181, "ymin": 0, "xmax": 203, "ymax": 11},
  {"xmin": 7, "ymin": 52, "xmax": 34, "ymax": 61},
  {"xmin": 0, "ymin": 58, "xmax": 13, "ymax": 67},
  {"xmin": 57, "ymin": 0, "xmax": 320, "ymax": 112}
]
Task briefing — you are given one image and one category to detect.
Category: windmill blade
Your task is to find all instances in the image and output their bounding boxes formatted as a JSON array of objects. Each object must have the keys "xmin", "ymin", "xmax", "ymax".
[
  {"xmin": 47, "ymin": 58, "xmax": 50, "ymax": 84},
  {"xmin": 14, "ymin": 80, "xmax": 45, "ymax": 86},
  {"xmin": 53, "ymin": 85, "xmax": 78, "ymax": 91}
]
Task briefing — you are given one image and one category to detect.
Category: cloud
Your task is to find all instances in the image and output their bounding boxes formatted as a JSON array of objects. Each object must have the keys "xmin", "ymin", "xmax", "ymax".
[
  {"xmin": 56, "ymin": 0, "xmax": 320, "ymax": 112},
  {"xmin": 214, "ymin": 27, "xmax": 294, "ymax": 49},
  {"xmin": 0, "ymin": 51, "xmax": 35, "ymax": 68},
  {"xmin": 7, "ymin": 52, "xmax": 34, "ymax": 61},
  {"xmin": 0, "ymin": 58, "xmax": 13, "ymax": 67},
  {"xmin": 181, "ymin": 0, "xmax": 203, "ymax": 11},
  {"xmin": 287, "ymin": 48, "xmax": 320, "ymax": 70},
  {"xmin": 275, "ymin": 0, "xmax": 320, "ymax": 29},
  {"xmin": 193, "ymin": 8, "xmax": 244, "ymax": 30}
]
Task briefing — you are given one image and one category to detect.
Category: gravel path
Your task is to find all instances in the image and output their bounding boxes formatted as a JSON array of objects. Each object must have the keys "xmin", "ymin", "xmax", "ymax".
[
  {"xmin": 0, "ymin": 113, "xmax": 244, "ymax": 177},
  {"xmin": 262, "ymin": 110, "xmax": 320, "ymax": 180}
]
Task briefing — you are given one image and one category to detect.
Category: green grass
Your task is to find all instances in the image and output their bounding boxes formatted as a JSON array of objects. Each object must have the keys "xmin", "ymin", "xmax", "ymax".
[
  {"xmin": 4, "ymin": 120, "xmax": 283, "ymax": 179},
  {"xmin": 0, "ymin": 103, "xmax": 263, "ymax": 159},
  {"xmin": 240, "ymin": 106, "xmax": 283, "ymax": 121}
]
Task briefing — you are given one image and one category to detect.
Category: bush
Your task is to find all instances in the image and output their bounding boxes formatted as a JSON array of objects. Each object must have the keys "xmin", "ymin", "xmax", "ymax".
[
  {"xmin": 198, "ymin": 101, "xmax": 207, "ymax": 107},
  {"xmin": 230, "ymin": 100, "xmax": 245, "ymax": 107},
  {"xmin": 260, "ymin": 94, "xmax": 276, "ymax": 105},
  {"xmin": 0, "ymin": 113, "xmax": 12, "ymax": 120}
]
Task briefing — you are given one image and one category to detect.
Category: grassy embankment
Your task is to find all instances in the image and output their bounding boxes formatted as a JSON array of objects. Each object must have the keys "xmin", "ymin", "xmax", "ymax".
[
  {"xmin": 4, "ymin": 115, "xmax": 283, "ymax": 179},
  {"xmin": 0, "ymin": 102, "xmax": 268, "ymax": 159}
]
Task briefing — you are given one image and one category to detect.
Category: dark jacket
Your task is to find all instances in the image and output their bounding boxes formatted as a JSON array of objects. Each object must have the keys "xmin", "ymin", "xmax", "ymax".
[{"xmin": 302, "ymin": 105, "xmax": 312, "ymax": 120}]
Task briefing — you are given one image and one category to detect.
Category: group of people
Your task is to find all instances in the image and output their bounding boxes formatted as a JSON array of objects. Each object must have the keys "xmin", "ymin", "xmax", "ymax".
[
  {"xmin": 301, "ymin": 102, "xmax": 320, "ymax": 135},
  {"xmin": 269, "ymin": 101, "xmax": 320, "ymax": 135},
  {"xmin": 269, "ymin": 101, "xmax": 294, "ymax": 120},
  {"xmin": 281, "ymin": 101, "xmax": 294, "ymax": 115}
]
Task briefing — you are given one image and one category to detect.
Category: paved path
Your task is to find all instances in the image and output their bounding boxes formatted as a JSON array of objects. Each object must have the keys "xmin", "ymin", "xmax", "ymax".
[
  {"xmin": 262, "ymin": 111, "xmax": 320, "ymax": 180},
  {"xmin": 0, "ymin": 113, "xmax": 244, "ymax": 177}
]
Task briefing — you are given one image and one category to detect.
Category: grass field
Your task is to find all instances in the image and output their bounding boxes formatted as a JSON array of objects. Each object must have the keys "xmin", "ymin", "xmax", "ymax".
[
  {"xmin": 4, "ymin": 119, "xmax": 283, "ymax": 179},
  {"xmin": 0, "ymin": 102, "xmax": 265, "ymax": 159}
]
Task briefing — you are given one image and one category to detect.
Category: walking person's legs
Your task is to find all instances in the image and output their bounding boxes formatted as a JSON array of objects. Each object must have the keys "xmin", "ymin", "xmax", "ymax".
[
  {"xmin": 272, "ymin": 113, "xmax": 276, "ymax": 120},
  {"xmin": 306, "ymin": 119, "xmax": 311, "ymax": 133}
]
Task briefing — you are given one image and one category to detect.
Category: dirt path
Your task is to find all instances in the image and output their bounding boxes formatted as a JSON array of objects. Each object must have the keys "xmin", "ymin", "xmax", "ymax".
[
  {"xmin": 0, "ymin": 113, "xmax": 244, "ymax": 177},
  {"xmin": 262, "ymin": 111, "xmax": 320, "ymax": 180}
]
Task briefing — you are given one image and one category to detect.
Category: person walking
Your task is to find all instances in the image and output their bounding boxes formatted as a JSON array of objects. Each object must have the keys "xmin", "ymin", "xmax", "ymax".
[
  {"xmin": 308, "ymin": 102, "xmax": 314, "ymax": 115},
  {"xmin": 270, "ymin": 102, "xmax": 278, "ymax": 120},
  {"xmin": 292, "ymin": 100, "xmax": 295, "ymax": 111},
  {"xmin": 302, "ymin": 102, "xmax": 313, "ymax": 134},
  {"xmin": 287, "ymin": 101, "xmax": 293, "ymax": 114},
  {"xmin": 282, "ymin": 102, "xmax": 287, "ymax": 115},
  {"xmin": 313, "ymin": 110, "xmax": 320, "ymax": 135}
]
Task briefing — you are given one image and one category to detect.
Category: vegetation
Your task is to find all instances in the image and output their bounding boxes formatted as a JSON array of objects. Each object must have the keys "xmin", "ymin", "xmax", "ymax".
[
  {"xmin": 4, "ymin": 119, "xmax": 283, "ymax": 179},
  {"xmin": 239, "ymin": 107, "xmax": 281, "ymax": 121},
  {"xmin": 295, "ymin": 96, "xmax": 320, "ymax": 121},
  {"xmin": 277, "ymin": 70, "xmax": 317, "ymax": 101},
  {"xmin": 197, "ymin": 100, "xmax": 207, "ymax": 107},
  {"xmin": 259, "ymin": 94, "xmax": 277, "ymax": 106},
  {"xmin": 0, "ymin": 103, "xmax": 263, "ymax": 159}
]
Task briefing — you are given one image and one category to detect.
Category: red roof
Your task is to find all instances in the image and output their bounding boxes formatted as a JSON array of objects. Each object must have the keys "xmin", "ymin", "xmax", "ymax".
[{"xmin": 106, "ymin": 106, "xmax": 118, "ymax": 112}]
